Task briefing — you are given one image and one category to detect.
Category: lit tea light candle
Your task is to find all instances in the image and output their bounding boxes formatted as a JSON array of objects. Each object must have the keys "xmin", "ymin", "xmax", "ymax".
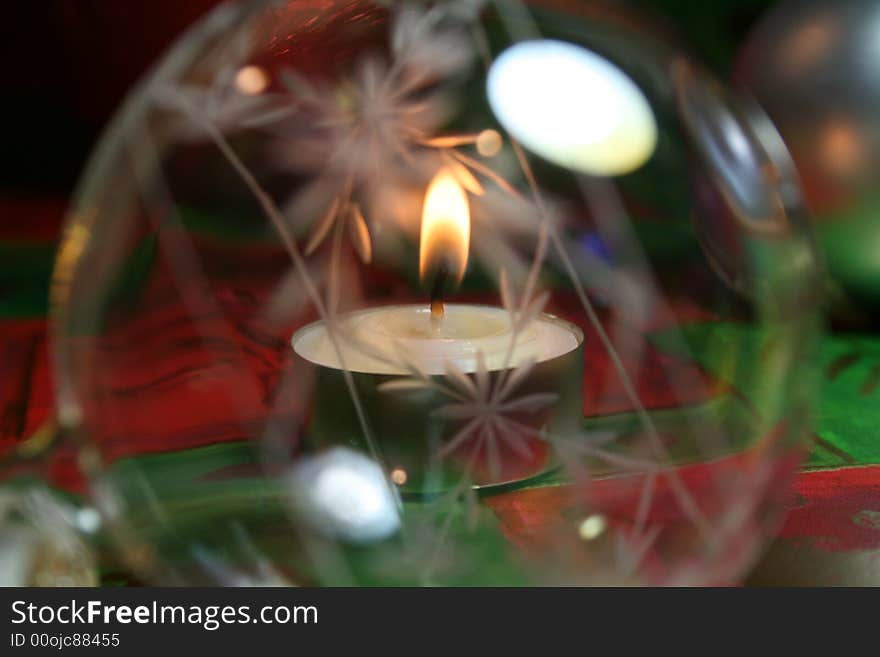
[
  {"xmin": 292, "ymin": 169, "xmax": 584, "ymax": 489},
  {"xmin": 295, "ymin": 168, "xmax": 578, "ymax": 373}
]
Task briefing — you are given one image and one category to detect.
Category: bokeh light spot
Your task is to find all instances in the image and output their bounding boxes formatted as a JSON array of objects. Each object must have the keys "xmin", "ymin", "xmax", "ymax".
[
  {"xmin": 487, "ymin": 40, "xmax": 657, "ymax": 176},
  {"xmin": 578, "ymin": 514, "xmax": 607, "ymax": 541},
  {"xmin": 235, "ymin": 65, "xmax": 269, "ymax": 95},
  {"xmin": 476, "ymin": 129, "xmax": 503, "ymax": 157}
]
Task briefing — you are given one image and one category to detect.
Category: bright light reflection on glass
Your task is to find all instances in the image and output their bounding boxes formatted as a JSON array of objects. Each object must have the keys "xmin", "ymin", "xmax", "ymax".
[
  {"xmin": 487, "ymin": 40, "xmax": 657, "ymax": 176},
  {"xmin": 287, "ymin": 448, "xmax": 400, "ymax": 544},
  {"xmin": 578, "ymin": 514, "xmax": 607, "ymax": 541}
]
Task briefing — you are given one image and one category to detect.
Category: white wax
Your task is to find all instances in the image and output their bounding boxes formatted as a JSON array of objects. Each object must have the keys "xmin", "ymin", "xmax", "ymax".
[{"xmin": 292, "ymin": 304, "xmax": 581, "ymax": 375}]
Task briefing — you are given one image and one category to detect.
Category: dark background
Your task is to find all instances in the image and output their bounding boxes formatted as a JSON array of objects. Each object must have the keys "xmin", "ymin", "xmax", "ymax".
[
  {"xmin": 0, "ymin": 0, "xmax": 771, "ymax": 202},
  {"xmin": 1, "ymin": 1, "xmax": 218, "ymax": 198}
]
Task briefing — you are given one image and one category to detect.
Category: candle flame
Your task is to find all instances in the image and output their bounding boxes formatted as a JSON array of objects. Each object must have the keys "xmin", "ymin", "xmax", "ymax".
[{"xmin": 419, "ymin": 168, "xmax": 470, "ymax": 285}]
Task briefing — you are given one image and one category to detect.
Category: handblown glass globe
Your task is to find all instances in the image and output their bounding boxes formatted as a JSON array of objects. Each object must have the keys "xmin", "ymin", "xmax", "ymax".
[{"xmin": 53, "ymin": 0, "xmax": 821, "ymax": 585}]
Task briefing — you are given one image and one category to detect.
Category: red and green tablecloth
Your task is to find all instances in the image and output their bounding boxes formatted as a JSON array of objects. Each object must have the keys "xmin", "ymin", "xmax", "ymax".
[{"xmin": 2, "ymin": 198, "xmax": 878, "ymax": 585}]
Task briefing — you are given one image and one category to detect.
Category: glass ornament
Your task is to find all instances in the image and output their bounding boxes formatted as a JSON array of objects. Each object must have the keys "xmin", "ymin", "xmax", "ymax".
[
  {"xmin": 52, "ymin": 0, "xmax": 822, "ymax": 585},
  {"xmin": 736, "ymin": 0, "xmax": 880, "ymax": 316},
  {"xmin": 0, "ymin": 488, "xmax": 98, "ymax": 586}
]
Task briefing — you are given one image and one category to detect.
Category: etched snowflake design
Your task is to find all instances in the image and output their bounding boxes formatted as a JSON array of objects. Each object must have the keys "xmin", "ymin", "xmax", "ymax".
[
  {"xmin": 392, "ymin": 353, "xmax": 558, "ymax": 477},
  {"xmin": 158, "ymin": 3, "xmax": 541, "ymax": 318},
  {"xmin": 372, "ymin": 275, "xmax": 557, "ymax": 478},
  {"xmin": 264, "ymin": 5, "xmax": 520, "ymax": 269}
]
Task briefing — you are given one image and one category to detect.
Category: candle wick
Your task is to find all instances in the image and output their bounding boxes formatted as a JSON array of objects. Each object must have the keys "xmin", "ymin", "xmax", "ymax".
[
  {"xmin": 429, "ymin": 261, "xmax": 450, "ymax": 323},
  {"xmin": 430, "ymin": 298, "xmax": 445, "ymax": 321}
]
